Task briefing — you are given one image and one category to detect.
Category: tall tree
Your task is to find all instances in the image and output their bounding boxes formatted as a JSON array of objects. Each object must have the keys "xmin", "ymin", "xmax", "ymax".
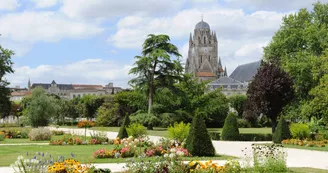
[
  {"xmin": 0, "ymin": 45, "xmax": 14, "ymax": 118},
  {"xmin": 129, "ymin": 34, "xmax": 183, "ymax": 114},
  {"xmin": 229, "ymin": 95, "xmax": 247, "ymax": 118},
  {"xmin": 24, "ymin": 87, "xmax": 60, "ymax": 127},
  {"xmin": 245, "ymin": 62, "xmax": 294, "ymax": 133}
]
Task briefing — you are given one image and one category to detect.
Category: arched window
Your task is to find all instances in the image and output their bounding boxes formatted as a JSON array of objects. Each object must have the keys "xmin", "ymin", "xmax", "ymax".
[
  {"xmin": 204, "ymin": 37, "xmax": 206, "ymax": 44},
  {"xmin": 201, "ymin": 56, "xmax": 203, "ymax": 63},
  {"xmin": 209, "ymin": 55, "xmax": 211, "ymax": 61},
  {"xmin": 198, "ymin": 37, "xmax": 201, "ymax": 44}
]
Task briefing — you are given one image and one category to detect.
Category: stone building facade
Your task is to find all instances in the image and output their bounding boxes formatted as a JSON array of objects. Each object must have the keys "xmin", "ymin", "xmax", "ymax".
[
  {"xmin": 29, "ymin": 80, "xmax": 123, "ymax": 99},
  {"xmin": 185, "ymin": 19, "xmax": 226, "ymax": 81}
]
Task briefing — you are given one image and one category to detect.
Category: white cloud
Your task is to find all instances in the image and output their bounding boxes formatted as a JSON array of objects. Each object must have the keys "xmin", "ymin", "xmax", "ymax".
[
  {"xmin": 7, "ymin": 59, "xmax": 133, "ymax": 88},
  {"xmin": 0, "ymin": 0, "xmax": 19, "ymax": 11},
  {"xmin": 224, "ymin": 0, "xmax": 328, "ymax": 11},
  {"xmin": 60, "ymin": 0, "xmax": 185, "ymax": 20},
  {"xmin": 0, "ymin": 11, "xmax": 103, "ymax": 43},
  {"xmin": 32, "ymin": 0, "xmax": 60, "ymax": 9}
]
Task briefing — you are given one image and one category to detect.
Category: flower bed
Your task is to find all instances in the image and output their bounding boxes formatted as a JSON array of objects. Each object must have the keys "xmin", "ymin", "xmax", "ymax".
[
  {"xmin": 77, "ymin": 120, "xmax": 95, "ymax": 128},
  {"xmin": 1, "ymin": 128, "xmax": 29, "ymax": 139},
  {"xmin": 282, "ymin": 139, "xmax": 327, "ymax": 147},
  {"xmin": 93, "ymin": 137, "xmax": 190, "ymax": 159},
  {"xmin": 47, "ymin": 158, "xmax": 90, "ymax": 173},
  {"xmin": 50, "ymin": 135, "xmax": 109, "ymax": 145}
]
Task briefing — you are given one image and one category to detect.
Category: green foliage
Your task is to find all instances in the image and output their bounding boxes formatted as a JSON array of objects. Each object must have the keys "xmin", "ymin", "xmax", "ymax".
[
  {"xmin": 130, "ymin": 112, "xmax": 160, "ymax": 130},
  {"xmin": 167, "ymin": 122, "xmax": 190, "ymax": 143},
  {"xmin": 237, "ymin": 118, "xmax": 251, "ymax": 128},
  {"xmin": 117, "ymin": 115, "xmax": 130, "ymax": 139},
  {"xmin": 114, "ymin": 90, "xmax": 147, "ymax": 119},
  {"xmin": 0, "ymin": 132, "xmax": 4, "ymax": 141},
  {"xmin": 229, "ymin": 95, "xmax": 247, "ymax": 118},
  {"xmin": 129, "ymin": 34, "xmax": 183, "ymax": 114},
  {"xmin": 80, "ymin": 95, "xmax": 105, "ymax": 119},
  {"xmin": 24, "ymin": 87, "xmax": 60, "ymax": 127},
  {"xmin": 273, "ymin": 116, "xmax": 291, "ymax": 144},
  {"xmin": 126, "ymin": 123, "xmax": 147, "ymax": 138},
  {"xmin": 224, "ymin": 160, "xmax": 242, "ymax": 173},
  {"xmin": 221, "ymin": 112, "xmax": 240, "ymax": 141},
  {"xmin": 239, "ymin": 134, "xmax": 272, "ymax": 141},
  {"xmin": 290, "ymin": 123, "xmax": 310, "ymax": 139},
  {"xmin": 96, "ymin": 101, "xmax": 120, "ymax": 126},
  {"xmin": 307, "ymin": 117, "xmax": 325, "ymax": 134},
  {"xmin": 29, "ymin": 128, "xmax": 52, "ymax": 141},
  {"xmin": 0, "ymin": 45, "xmax": 14, "ymax": 118},
  {"xmin": 208, "ymin": 132, "xmax": 220, "ymax": 140},
  {"xmin": 185, "ymin": 111, "xmax": 215, "ymax": 156},
  {"xmin": 245, "ymin": 62, "xmax": 294, "ymax": 133},
  {"xmin": 252, "ymin": 145, "xmax": 288, "ymax": 172}
]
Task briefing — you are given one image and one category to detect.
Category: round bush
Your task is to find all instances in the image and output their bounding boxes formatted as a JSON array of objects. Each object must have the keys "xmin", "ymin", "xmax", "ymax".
[
  {"xmin": 290, "ymin": 123, "xmax": 310, "ymax": 140},
  {"xmin": 29, "ymin": 128, "xmax": 52, "ymax": 141},
  {"xmin": 221, "ymin": 112, "xmax": 240, "ymax": 141}
]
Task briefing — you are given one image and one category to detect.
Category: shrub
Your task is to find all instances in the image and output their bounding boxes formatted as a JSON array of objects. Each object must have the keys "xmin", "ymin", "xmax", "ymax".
[
  {"xmin": 186, "ymin": 111, "xmax": 215, "ymax": 156},
  {"xmin": 117, "ymin": 115, "xmax": 130, "ymax": 139},
  {"xmin": 126, "ymin": 123, "xmax": 147, "ymax": 138},
  {"xmin": 290, "ymin": 123, "xmax": 310, "ymax": 140},
  {"xmin": 1, "ymin": 128, "xmax": 29, "ymax": 139},
  {"xmin": 237, "ymin": 118, "xmax": 251, "ymax": 128},
  {"xmin": 221, "ymin": 112, "xmax": 240, "ymax": 141},
  {"xmin": 130, "ymin": 113, "xmax": 159, "ymax": 130},
  {"xmin": 0, "ymin": 132, "xmax": 5, "ymax": 141},
  {"xmin": 208, "ymin": 132, "xmax": 220, "ymax": 140},
  {"xmin": 52, "ymin": 130, "xmax": 64, "ymax": 136},
  {"xmin": 273, "ymin": 116, "xmax": 291, "ymax": 144},
  {"xmin": 29, "ymin": 128, "xmax": 52, "ymax": 141},
  {"xmin": 168, "ymin": 122, "xmax": 190, "ymax": 143},
  {"xmin": 239, "ymin": 134, "xmax": 272, "ymax": 141}
]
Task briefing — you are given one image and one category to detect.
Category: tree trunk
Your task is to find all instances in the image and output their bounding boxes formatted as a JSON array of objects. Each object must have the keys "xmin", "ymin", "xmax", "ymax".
[
  {"xmin": 148, "ymin": 89, "xmax": 153, "ymax": 114},
  {"xmin": 271, "ymin": 117, "xmax": 277, "ymax": 134}
]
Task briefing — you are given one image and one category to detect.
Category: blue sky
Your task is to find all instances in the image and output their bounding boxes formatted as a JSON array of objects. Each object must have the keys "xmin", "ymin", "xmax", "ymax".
[{"xmin": 1, "ymin": 0, "xmax": 326, "ymax": 88}]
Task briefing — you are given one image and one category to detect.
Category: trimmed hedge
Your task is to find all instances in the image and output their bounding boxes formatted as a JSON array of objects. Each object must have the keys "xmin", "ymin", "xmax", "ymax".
[
  {"xmin": 186, "ymin": 111, "xmax": 215, "ymax": 156},
  {"xmin": 117, "ymin": 115, "xmax": 130, "ymax": 139},
  {"xmin": 221, "ymin": 112, "xmax": 240, "ymax": 141},
  {"xmin": 209, "ymin": 132, "xmax": 220, "ymax": 140},
  {"xmin": 239, "ymin": 134, "xmax": 272, "ymax": 141},
  {"xmin": 273, "ymin": 116, "xmax": 291, "ymax": 144}
]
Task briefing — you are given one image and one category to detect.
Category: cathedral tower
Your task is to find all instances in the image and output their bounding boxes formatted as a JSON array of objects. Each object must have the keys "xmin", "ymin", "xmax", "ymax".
[{"xmin": 185, "ymin": 19, "xmax": 225, "ymax": 81}]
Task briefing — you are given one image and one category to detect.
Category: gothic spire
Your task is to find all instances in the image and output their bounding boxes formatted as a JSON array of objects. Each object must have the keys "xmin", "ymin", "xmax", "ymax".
[
  {"xmin": 214, "ymin": 31, "xmax": 217, "ymax": 42},
  {"xmin": 189, "ymin": 33, "xmax": 192, "ymax": 43},
  {"xmin": 28, "ymin": 78, "xmax": 31, "ymax": 91},
  {"xmin": 224, "ymin": 66, "xmax": 227, "ymax": 76},
  {"xmin": 218, "ymin": 57, "xmax": 222, "ymax": 67}
]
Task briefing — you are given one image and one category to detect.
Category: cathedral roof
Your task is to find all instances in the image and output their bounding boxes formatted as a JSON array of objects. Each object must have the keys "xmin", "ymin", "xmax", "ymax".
[
  {"xmin": 196, "ymin": 72, "xmax": 216, "ymax": 77},
  {"xmin": 195, "ymin": 20, "xmax": 210, "ymax": 30},
  {"xmin": 208, "ymin": 76, "xmax": 243, "ymax": 85},
  {"xmin": 229, "ymin": 60, "xmax": 261, "ymax": 82}
]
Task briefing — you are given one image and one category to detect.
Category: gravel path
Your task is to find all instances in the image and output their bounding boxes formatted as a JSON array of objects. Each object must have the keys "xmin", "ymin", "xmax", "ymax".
[{"xmin": 1, "ymin": 127, "xmax": 328, "ymax": 172}]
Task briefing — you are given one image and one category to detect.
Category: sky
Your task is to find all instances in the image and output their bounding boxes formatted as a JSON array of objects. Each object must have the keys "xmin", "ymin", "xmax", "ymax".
[{"xmin": 1, "ymin": 0, "xmax": 326, "ymax": 89}]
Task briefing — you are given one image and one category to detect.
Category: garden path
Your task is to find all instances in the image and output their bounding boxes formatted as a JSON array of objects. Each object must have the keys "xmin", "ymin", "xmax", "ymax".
[{"xmin": 50, "ymin": 127, "xmax": 328, "ymax": 170}]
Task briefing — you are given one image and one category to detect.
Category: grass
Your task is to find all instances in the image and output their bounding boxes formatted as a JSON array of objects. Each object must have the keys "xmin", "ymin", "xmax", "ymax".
[
  {"xmin": 0, "ymin": 145, "xmax": 233, "ymax": 167},
  {"xmin": 282, "ymin": 144, "xmax": 328, "ymax": 152},
  {"xmin": 58, "ymin": 126, "xmax": 272, "ymax": 137},
  {"xmin": 0, "ymin": 135, "xmax": 91, "ymax": 144},
  {"xmin": 289, "ymin": 167, "xmax": 328, "ymax": 173}
]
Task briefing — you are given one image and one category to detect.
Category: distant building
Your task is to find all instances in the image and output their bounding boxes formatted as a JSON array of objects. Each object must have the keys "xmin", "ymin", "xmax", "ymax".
[
  {"xmin": 29, "ymin": 80, "xmax": 123, "ymax": 99},
  {"xmin": 207, "ymin": 76, "xmax": 247, "ymax": 96},
  {"xmin": 185, "ymin": 19, "xmax": 227, "ymax": 81},
  {"xmin": 10, "ymin": 91, "xmax": 32, "ymax": 101},
  {"xmin": 208, "ymin": 60, "xmax": 261, "ymax": 96}
]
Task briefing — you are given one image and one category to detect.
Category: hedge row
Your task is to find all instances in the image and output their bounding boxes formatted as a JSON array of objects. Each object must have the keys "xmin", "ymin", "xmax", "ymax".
[{"xmin": 208, "ymin": 132, "xmax": 272, "ymax": 141}]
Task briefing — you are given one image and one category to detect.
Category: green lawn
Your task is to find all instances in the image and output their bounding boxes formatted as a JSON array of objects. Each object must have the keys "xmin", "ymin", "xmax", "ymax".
[
  {"xmin": 289, "ymin": 167, "xmax": 328, "ymax": 173},
  {"xmin": 0, "ymin": 135, "xmax": 91, "ymax": 144},
  {"xmin": 58, "ymin": 126, "xmax": 272, "ymax": 137},
  {"xmin": 282, "ymin": 144, "xmax": 328, "ymax": 152},
  {"xmin": 0, "ymin": 145, "xmax": 233, "ymax": 167}
]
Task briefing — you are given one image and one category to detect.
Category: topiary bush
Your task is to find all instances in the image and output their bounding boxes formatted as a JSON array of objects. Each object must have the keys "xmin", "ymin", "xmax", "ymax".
[
  {"xmin": 117, "ymin": 115, "xmax": 130, "ymax": 139},
  {"xmin": 273, "ymin": 116, "xmax": 291, "ymax": 144},
  {"xmin": 221, "ymin": 112, "xmax": 240, "ymax": 141},
  {"xmin": 185, "ymin": 111, "xmax": 215, "ymax": 156},
  {"xmin": 126, "ymin": 123, "xmax": 147, "ymax": 138},
  {"xmin": 29, "ymin": 128, "xmax": 52, "ymax": 141},
  {"xmin": 290, "ymin": 123, "xmax": 310, "ymax": 140}
]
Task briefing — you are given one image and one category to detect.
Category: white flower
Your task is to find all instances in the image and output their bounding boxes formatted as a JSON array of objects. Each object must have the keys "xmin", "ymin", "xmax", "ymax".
[
  {"xmin": 176, "ymin": 151, "xmax": 184, "ymax": 157},
  {"xmin": 17, "ymin": 156, "xmax": 24, "ymax": 160},
  {"xmin": 169, "ymin": 153, "xmax": 176, "ymax": 158},
  {"xmin": 170, "ymin": 148, "xmax": 176, "ymax": 153},
  {"xmin": 164, "ymin": 154, "xmax": 168, "ymax": 158}
]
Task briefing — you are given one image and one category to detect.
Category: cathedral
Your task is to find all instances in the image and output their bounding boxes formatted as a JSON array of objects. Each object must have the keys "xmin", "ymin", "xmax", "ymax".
[{"xmin": 185, "ymin": 19, "xmax": 226, "ymax": 81}]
